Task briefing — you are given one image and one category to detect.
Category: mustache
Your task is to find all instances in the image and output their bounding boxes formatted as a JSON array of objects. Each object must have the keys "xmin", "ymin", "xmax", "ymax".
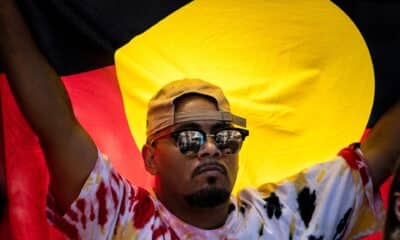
[{"xmin": 192, "ymin": 162, "xmax": 227, "ymax": 178}]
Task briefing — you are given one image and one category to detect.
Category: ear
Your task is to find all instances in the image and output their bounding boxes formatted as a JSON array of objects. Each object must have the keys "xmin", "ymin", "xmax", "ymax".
[{"xmin": 142, "ymin": 143, "xmax": 158, "ymax": 175}]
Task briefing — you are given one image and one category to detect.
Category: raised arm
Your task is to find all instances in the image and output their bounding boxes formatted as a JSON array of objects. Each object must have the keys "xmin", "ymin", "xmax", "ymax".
[
  {"xmin": 361, "ymin": 101, "xmax": 400, "ymax": 190},
  {"xmin": 0, "ymin": 1, "xmax": 97, "ymax": 212}
]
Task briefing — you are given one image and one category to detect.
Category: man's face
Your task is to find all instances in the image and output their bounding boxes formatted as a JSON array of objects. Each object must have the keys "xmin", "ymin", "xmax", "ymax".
[{"xmin": 149, "ymin": 95, "xmax": 239, "ymax": 208}]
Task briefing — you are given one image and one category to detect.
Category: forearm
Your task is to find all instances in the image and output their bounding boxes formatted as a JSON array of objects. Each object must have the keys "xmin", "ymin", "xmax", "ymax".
[
  {"xmin": 0, "ymin": 1, "xmax": 97, "ymax": 212},
  {"xmin": 361, "ymin": 101, "xmax": 400, "ymax": 190},
  {"xmin": 0, "ymin": 2, "xmax": 77, "ymax": 142}
]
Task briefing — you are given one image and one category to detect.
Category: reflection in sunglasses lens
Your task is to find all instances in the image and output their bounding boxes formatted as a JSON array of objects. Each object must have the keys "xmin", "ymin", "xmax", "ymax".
[
  {"xmin": 177, "ymin": 131, "xmax": 203, "ymax": 154},
  {"xmin": 177, "ymin": 129, "xmax": 243, "ymax": 155},
  {"xmin": 216, "ymin": 130, "xmax": 242, "ymax": 154},
  {"xmin": 219, "ymin": 140, "xmax": 240, "ymax": 154}
]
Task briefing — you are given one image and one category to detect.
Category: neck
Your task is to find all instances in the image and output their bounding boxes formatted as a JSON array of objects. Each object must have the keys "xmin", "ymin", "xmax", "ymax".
[{"xmin": 156, "ymin": 189, "xmax": 231, "ymax": 229}]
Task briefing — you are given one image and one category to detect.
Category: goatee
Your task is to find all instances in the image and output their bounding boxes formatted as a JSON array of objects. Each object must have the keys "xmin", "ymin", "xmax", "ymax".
[{"xmin": 184, "ymin": 186, "xmax": 230, "ymax": 208}]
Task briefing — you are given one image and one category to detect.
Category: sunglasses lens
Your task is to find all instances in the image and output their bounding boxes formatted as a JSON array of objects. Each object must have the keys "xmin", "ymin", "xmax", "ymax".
[
  {"xmin": 175, "ymin": 129, "xmax": 246, "ymax": 155},
  {"xmin": 215, "ymin": 129, "xmax": 243, "ymax": 154},
  {"xmin": 176, "ymin": 130, "xmax": 204, "ymax": 155}
]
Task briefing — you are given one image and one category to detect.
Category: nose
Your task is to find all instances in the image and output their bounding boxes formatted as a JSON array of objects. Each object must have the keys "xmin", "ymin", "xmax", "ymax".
[{"xmin": 197, "ymin": 136, "xmax": 222, "ymax": 159}]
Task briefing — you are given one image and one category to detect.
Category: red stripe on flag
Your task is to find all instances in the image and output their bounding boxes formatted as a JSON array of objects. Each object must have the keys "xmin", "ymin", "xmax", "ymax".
[{"xmin": 0, "ymin": 74, "xmax": 64, "ymax": 239}]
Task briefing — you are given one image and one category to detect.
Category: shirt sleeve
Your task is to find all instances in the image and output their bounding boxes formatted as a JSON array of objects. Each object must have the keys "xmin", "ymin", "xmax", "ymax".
[
  {"xmin": 255, "ymin": 144, "xmax": 385, "ymax": 239},
  {"xmin": 46, "ymin": 151, "xmax": 158, "ymax": 240}
]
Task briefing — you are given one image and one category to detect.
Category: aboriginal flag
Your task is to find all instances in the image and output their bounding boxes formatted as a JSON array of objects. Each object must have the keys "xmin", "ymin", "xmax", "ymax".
[{"xmin": 0, "ymin": 0, "xmax": 399, "ymax": 239}]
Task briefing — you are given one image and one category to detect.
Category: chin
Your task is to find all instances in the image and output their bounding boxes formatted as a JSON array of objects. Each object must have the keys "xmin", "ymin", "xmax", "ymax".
[{"xmin": 184, "ymin": 185, "xmax": 231, "ymax": 209}]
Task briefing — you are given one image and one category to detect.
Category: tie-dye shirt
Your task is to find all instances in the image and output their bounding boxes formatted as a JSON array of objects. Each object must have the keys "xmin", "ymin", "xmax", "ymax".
[{"xmin": 47, "ymin": 144, "xmax": 384, "ymax": 239}]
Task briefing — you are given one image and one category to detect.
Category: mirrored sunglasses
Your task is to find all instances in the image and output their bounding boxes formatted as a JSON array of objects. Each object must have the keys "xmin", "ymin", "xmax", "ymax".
[{"xmin": 170, "ymin": 128, "xmax": 249, "ymax": 155}]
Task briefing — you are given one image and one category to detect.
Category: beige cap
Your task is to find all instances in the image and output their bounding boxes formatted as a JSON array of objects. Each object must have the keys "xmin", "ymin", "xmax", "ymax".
[{"xmin": 146, "ymin": 79, "xmax": 246, "ymax": 138}]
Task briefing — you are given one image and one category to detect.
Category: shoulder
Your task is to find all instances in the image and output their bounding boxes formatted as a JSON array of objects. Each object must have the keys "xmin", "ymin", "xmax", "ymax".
[{"xmin": 48, "ymin": 151, "xmax": 161, "ymax": 239}]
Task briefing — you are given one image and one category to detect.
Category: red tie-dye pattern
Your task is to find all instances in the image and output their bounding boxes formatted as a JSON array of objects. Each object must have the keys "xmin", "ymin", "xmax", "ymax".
[
  {"xmin": 133, "ymin": 188, "xmax": 156, "ymax": 229},
  {"xmin": 338, "ymin": 144, "xmax": 370, "ymax": 186},
  {"xmin": 359, "ymin": 166, "xmax": 369, "ymax": 186},
  {"xmin": 128, "ymin": 185, "xmax": 136, "ymax": 212},
  {"xmin": 89, "ymin": 204, "xmax": 95, "ymax": 222},
  {"xmin": 169, "ymin": 227, "xmax": 179, "ymax": 240},
  {"xmin": 111, "ymin": 171, "xmax": 120, "ymax": 184},
  {"xmin": 152, "ymin": 223, "xmax": 179, "ymax": 240},
  {"xmin": 119, "ymin": 187, "xmax": 127, "ymax": 216},
  {"xmin": 111, "ymin": 172, "xmax": 120, "ymax": 208},
  {"xmin": 50, "ymin": 213, "xmax": 80, "ymax": 240},
  {"xmin": 66, "ymin": 208, "xmax": 79, "ymax": 222},
  {"xmin": 113, "ymin": 187, "xmax": 126, "ymax": 236},
  {"xmin": 339, "ymin": 147, "xmax": 359, "ymax": 170},
  {"xmin": 96, "ymin": 181, "xmax": 108, "ymax": 227},
  {"xmin": 76, "ymin": 199, "xmax": 87, "ymax": 230},
  {"xmin": 111, "ymin": 186, "xmax": 119, "ymax": 208},
  {"xmin": 152, "ymin": 223, "xmax": 168, "ymax": 239}
]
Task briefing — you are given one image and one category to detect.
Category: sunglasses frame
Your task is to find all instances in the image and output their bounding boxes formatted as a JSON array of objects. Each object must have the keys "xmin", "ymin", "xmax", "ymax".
[{"xmin": 170, "ymin": 127, "xmax": 249, "ymax": 155}]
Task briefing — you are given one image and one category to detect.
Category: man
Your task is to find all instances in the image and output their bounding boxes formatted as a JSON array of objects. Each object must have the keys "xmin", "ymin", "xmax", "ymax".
[{"xmin": 1, "ymin": 1, "xmax": 400, "ymax": 239}]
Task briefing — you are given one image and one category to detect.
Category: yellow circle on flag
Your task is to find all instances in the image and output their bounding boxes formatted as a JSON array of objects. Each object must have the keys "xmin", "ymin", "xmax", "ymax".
[{"xmin": 115, "ymin": 0, "xmax": 374, "ymax": 192}]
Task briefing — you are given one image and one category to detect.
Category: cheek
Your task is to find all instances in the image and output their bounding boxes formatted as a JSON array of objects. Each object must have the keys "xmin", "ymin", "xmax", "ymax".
[
  {"xmin": 226, "ymin": 155, "xmax": 239, "ymax": 180},
  {"xmin": 154, "ymin": 144, "xmax": 193, "ymax": 182}
]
